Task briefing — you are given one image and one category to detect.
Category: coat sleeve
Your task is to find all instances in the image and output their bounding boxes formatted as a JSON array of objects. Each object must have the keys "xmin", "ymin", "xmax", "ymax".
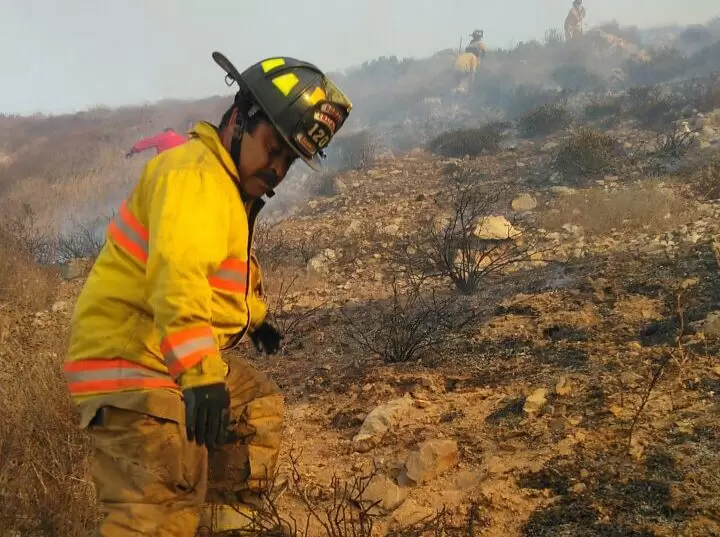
[
  {"xmin": 131, "ymin": 132, "xmax": 165, "ymax": 153},
  {"xmin": 145, "ymin": 169, "xmax": 230, "ymax": 389}
]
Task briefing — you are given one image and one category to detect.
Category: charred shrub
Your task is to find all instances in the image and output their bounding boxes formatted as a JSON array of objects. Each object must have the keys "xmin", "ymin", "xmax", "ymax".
[
  {"xmin": 340, "ymin": 273, "xmax": 481, "ymax": 363},
  {"xmin": 583, "ymin": 96, "xmax": 623, "ymax": 121},
  {"xmin": 551, "ymin": 64, "xmax": 605, "ymax": 92},
  {"xmin": 625, "ymin": 86, "xmax": 684, "ymax": 130},
  {"xmin": 518, "ymin": 103, "xmax": 572, "ymax": 138},
  {"xmin": 505, "ymin": 85, "xmax": 570, "ymax": 119},
  {"xmin": 624, "ymin": 48, "xmax": 689, "ymax": 87},
  {"xmin": 651, "ymin": 123, "xmax": 699, "ymax": 160},
  {"xmin": 428, "ymin": 122, "xmax": 507, "ymax": 157},
  {"xmin": 686, "ymin": 74, "xmax": 720, "ymax": 113},
  {"xmin": 688, "ymin": 159, "xmax": 720, "ymax": 200},
  {"xmin": 554, "ymin": 128, "xmax": 618, "ymax": 179},
  {"xmin": 330, "ymin": 130, "xmax": 378, "ymax": 171}
]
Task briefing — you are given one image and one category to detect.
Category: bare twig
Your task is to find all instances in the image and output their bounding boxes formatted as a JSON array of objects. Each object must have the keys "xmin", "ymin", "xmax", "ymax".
[{"xmin": 626, "ymin": 289, "xmax": 687, "ymax": 452}]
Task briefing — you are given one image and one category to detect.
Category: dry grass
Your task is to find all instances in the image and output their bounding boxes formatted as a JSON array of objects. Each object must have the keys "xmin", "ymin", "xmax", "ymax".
[
  {"xmin": 0, "ymin": 237, "xmax": 98, "ymax": 536},
  {"xmin": 540, "ymin": 182, "xmax": 693, "ymax": 235},
  {"xmin": 0, "ymin": 227, "xmax": 57, "ymax": 310}
]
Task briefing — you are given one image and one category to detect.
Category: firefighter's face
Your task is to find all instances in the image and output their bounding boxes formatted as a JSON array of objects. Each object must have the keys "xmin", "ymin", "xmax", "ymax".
[{"xmin": 238, "ymin": 118, "xmax": 297, "ymax": 198}]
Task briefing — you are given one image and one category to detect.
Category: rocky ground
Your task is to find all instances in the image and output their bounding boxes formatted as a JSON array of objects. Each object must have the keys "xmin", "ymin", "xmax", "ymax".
[
  {"xmin": 4, "ymin": 67, "xmax": 720, "ymax": 535},
  {"xmin": 37, "ymin": 106, "xmax": 720, "ymax": 537}
]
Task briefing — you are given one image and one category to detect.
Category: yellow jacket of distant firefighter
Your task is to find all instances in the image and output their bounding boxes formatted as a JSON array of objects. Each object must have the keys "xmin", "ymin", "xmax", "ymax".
[
  {"xmin": 454, "ymin": 52, "xmax": 479, "ymax": 74},
  {"xmin": 64, "ymin": 121, "xmax": 269, "ymax": 405}
]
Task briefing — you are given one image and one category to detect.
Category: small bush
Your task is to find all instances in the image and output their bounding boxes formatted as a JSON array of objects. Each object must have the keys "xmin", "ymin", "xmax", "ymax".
[
  {"xmin": 340, "ymin": 273, "xmax": 480, "ymax": 363},
  {"xmin": 56, "ymin": 217, "xmax": 109, "ymax": 263},
  {"xmin": 307, "ymin": 171, "xmax": 343, "ymax": 198},
  {"xmin": 686, "ymin": 74, "xmax": 720, "ymax": 113},
  {"xmin": 584, "ymin": 97, "xmax": 623, "ymax": 121},
  {"xmin": 428, "ymin": 122, "xmax": 507, "ymax": 157},
  {"xmin": 625, "ymin": 86, "xmax": 685, "ymax": 131},
  {"xmin": 624, "ymin": 48, "xmax": 689, "ymax": 87},
  {"xmin": 518, "ymin": 103, "xmax": 572, "ymax": 138},
  {"xmin": 688, "ymin": 159, "xmax": 720, "ymax": 200},
  {"xmin": 652, "ymin": 123, "xmax": 700, "ymax": 160},
  {"xmin": 405, "ymin": 171, "xmax": 543, "ymax": 295},
  {"xmin": 0, "ymin": 227, "xmax": 56, "ymax": 310},
  {"xmin": 553, "ymin": 128, "xmax": 618, "ymax": 178},
  {"xmin": 505, "ymin": 85, "xmax": 570, "ymax": 119},
  {"xmin": 329, "ymin": 130, "xmax": 377, "ymax": 171},
  {"xmin": 551, "ymin": 64, "xmax": 605, "ymax": 91}
]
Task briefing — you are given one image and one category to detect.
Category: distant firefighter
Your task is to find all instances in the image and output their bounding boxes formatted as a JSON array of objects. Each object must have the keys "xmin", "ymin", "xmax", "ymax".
[
  {"xmin": 564, "ymin": 0, "xmax": 586, "ymax": 41},
  {"xmin": 453, "ymin": 29, "xmax": 487, "ymax": 94},
  {"xmin": 125, "ymin": 127, "xmax": 188, "ymax": 158}
]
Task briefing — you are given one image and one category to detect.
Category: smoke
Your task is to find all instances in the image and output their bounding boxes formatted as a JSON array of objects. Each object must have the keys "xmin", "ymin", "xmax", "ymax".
[{"xmin": 2, "ymin": 11, "xmax": 720, "ymax": 254}]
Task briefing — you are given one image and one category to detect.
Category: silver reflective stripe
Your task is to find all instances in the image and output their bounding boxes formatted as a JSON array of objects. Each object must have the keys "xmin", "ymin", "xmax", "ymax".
[
  {"xmin": 211, "ymin": 267, "xmax": 246, "ymax": 283},
  {"xmin": 113, "ymin": 213, "xmax": 148, "ymax": 255},
  {"xmin": 163, "ymin": 336, "xmax": 217, "ymax": 365},
  {"xmin": 65, "ymin": 367, "xmax": 170, "ymax": 383}
]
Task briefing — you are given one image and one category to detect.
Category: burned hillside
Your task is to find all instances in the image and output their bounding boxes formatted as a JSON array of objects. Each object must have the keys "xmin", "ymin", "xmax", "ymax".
[{"xmin": 1, "ymin": 15, "xmax": 720, "ymax": 537}]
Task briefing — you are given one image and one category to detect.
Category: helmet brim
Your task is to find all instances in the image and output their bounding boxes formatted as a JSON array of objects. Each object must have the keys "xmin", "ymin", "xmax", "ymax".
[{"xmin": 212, "ymin": 51, "xmax": 323, "ymax": 172}]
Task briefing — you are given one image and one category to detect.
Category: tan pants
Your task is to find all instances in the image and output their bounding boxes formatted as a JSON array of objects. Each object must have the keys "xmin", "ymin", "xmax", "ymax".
[{"xmin": 82, "ymin": 357, "xmax": 284, "ymax": 537}]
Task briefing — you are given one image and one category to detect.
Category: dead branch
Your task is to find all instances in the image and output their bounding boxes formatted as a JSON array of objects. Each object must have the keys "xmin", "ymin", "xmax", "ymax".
[{"xmin": 626, "ymin": 288, "xmax": 687, "ymax": 453}]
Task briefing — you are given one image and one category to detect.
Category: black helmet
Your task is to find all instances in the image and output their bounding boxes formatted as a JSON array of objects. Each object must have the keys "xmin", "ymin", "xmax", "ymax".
[
  {"xmin": 213, "ymin": 52, "xmax": 352, "ymax": 171},
  {"xmin": 471, "ymin": 29, "xmax": 484, "ymax": 40}
]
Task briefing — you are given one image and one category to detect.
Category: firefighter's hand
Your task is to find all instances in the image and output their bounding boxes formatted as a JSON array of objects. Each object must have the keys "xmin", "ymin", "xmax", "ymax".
[
  {"xmin": 182, "ymin": 383, "xmax": 230, "ymax": 449},
  {"xmin": 250, "ymin": 321, "xmax": 283, "ymax": 355}
]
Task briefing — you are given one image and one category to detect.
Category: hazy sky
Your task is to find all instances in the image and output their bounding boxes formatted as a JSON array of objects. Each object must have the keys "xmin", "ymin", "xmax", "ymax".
[{"xmin": 2, "ymin": 0, "xmax": 718, "ymax": 115}]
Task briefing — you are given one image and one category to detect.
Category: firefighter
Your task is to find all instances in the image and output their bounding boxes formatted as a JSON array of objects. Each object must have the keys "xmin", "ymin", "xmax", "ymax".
[
  {"xmin": 125, "ymin": 127, "xmax": 188, "ymax": 158},
  {"xmin": 64, "ymin": 51, "xmax": 352, "ymax": 536},
  {"xmin": 453, "ymin": 30, "xmax": 487, "ymax": 94},
  {"xmin": 564, "ymin": 0, "xmax": 586, "ymax": 41}
]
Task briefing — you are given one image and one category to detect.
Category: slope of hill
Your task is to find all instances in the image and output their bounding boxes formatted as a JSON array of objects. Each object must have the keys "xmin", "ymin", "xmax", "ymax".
[{"xmin": 1, "ymin": 16, "xmax": 720, "ymax": 537}]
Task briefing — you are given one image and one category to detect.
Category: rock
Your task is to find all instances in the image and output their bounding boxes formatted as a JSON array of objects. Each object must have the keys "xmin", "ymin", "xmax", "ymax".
[
  {"xmin": 702, "ymin": 311, "xmax": 720, "ymax": 338},
  {"xmin": 453, "ymin": 469, "xmax": 484, "ymax": 491},
  {"xmin": 541, "ymin": 141, "xmax": 559, "ymax": 152},
  {"xmin": 61, "ymin": 258, "xmax": 90, "ymax": 280},
  {"xmin": 550, "ymin": 186, "xmax": 577, "ymax": 196},
  {"xmin": 403, "ymin": 439, "xmax": 459, "ymax": 485},
  {"xmin": 359, "ymin": 474, "xmax": 409, "ymax": 513},
  {"xmin": 344, "ymin": 219, "xmax": 362, "ymax": 237},
  {"xmin": 307, "ymin": 249, "xmax": 336, "ymax": 273},
  {"xmin": 51, "ymin": 301, "xmax": 70, "ymax": 314},
  {"xmin": 511, "ymin": 193, "xmax": 538, "ymax": 211},
  {"xmin": 352, "ymin": 395, "xmax": 413, "ymax": 451},
  {"xmin": 383, "ymin": 224, "xmax": 400, "ymax": 235},
  {"xmin": 474, "ymin": 216, "xmax": 521, "ymax": 240},
  {"xmin": 333, "ymin": 178, "xmax": 348, "ymax": 193},
  {"xmin": 555, "ymin": 376, "xmax": 572, "ymax": 396},
  {"xmin": 523, "ymin": 388, "xmax": 548, "ymax": 415},
  {"xmin": 391, "ymin": 499, "xmax": 436, "ymax": 526}
]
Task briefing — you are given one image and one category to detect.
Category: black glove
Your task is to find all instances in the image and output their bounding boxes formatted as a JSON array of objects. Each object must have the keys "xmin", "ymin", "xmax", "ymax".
[
  {"xmin": 250, "ymin": 321, "xmax": 283, "ymax": 355},
  {"xmin": 125, "ymin": 150, "xmax": 136, "ymax": 159},
  {"xmin": 182, "ymin": 383, "xmax": 230, "ymax": 448}
]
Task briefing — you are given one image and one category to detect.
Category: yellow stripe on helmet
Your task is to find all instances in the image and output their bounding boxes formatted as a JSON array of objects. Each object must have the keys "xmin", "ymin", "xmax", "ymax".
[
  {"xmin": 272, "ymin": 73, "xmax": 300, "ymax": 96},
  {"xmin": 261, "ymin": 58, "xmax": 286, "ymax": 72}
]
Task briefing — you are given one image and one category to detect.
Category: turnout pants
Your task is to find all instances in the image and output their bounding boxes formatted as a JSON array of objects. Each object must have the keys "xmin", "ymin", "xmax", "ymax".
[{"xmin": 78, "ymin": 356, "xmax": 284, "ymax": 537}]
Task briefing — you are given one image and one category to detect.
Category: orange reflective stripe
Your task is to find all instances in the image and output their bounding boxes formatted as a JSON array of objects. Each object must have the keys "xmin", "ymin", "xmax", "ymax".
[
  {"xmin": 64, "ymin": 358, "xmax": 177, "ymax": 395},
  {"xmin": 107, "ymin": 200, "xmax": 149, "ymax": 264},
  {"xmin": 160, "ymin": 325, "xmax": 217, "ymax": 377},
  {"xmin": 208, "ymin": 258, "xmax": 248, "ymax": 293}
]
